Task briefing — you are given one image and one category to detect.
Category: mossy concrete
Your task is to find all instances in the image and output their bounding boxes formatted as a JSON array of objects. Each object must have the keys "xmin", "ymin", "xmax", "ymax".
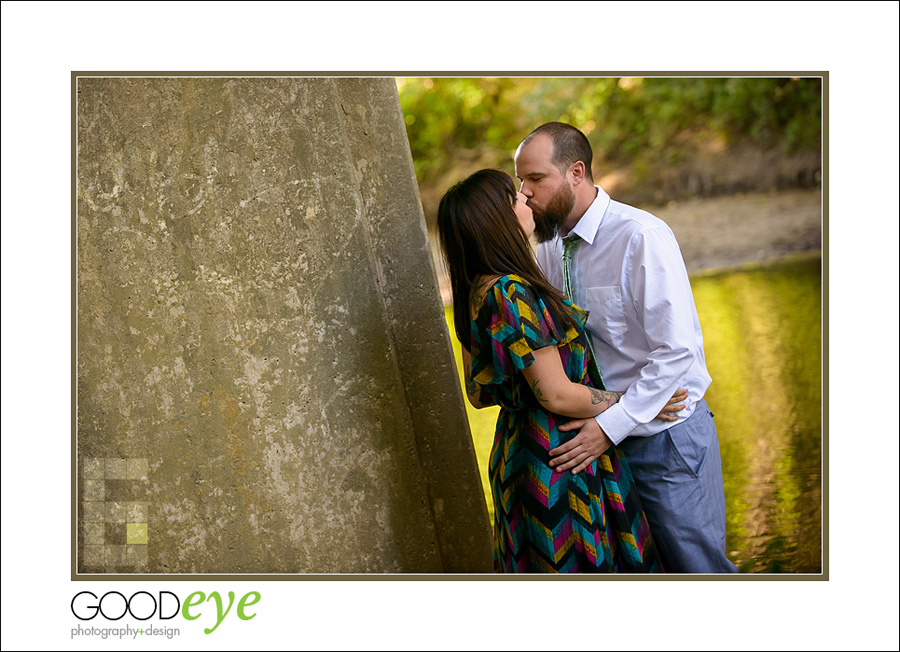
[{"xmin": 76, "ymin": 77, "xmax": 492, "ymax": 573}]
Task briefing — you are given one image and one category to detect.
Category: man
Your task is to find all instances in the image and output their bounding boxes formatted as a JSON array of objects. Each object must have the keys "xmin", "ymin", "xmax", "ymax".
[{"xmin": 514, "ymin": 122, "xmax": 738, "ymax": 573}]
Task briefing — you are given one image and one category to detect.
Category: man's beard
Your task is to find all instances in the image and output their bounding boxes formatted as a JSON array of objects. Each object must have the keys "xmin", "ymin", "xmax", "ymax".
[{"xmin": 531, "ymin": 183, "xmax": 575, "ymax": 244}]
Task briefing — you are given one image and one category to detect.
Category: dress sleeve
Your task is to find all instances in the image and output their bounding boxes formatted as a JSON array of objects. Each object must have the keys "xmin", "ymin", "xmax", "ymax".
[{"xmin": 470, "ymin": 277, "xmax": 586, "ymax": 386}]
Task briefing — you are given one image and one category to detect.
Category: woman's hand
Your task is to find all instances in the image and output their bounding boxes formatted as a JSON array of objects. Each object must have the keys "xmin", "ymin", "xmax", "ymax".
[{"xmin": 656, "ymin": 389, "xmax": 688, "ymax": 422}]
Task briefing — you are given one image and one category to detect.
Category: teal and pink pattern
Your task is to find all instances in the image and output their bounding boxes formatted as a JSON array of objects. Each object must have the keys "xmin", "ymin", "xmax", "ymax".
[{"xmin": 469, "ymin": 275, "xmax": 662, "ymax": 573}]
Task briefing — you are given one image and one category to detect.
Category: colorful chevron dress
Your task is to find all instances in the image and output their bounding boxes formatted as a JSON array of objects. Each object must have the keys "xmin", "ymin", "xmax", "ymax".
[{"xmin": 468, "ymin": 275, "xmax": 663, "ymax": 573}]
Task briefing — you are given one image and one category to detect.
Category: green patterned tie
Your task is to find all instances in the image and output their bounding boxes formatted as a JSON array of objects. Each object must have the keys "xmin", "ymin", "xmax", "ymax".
[
  {"xmin": 562, "ymin": 235, "xmax": 605, "ymax": 390},
  {"xmin": 562, "ymin": 235, "xmax": 581, "ymax": 299}
]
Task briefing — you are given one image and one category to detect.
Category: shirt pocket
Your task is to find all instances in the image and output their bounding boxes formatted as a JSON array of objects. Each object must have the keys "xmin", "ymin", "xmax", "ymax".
[{"xmin": 585, "ymin": 286, "xmax": 628, "ymax": 345}]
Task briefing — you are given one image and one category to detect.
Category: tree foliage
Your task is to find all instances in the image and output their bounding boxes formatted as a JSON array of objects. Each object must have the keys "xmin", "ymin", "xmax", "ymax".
[{"xmin": 398, "ymin": 76, "xmax": 821, "ymax": 206}]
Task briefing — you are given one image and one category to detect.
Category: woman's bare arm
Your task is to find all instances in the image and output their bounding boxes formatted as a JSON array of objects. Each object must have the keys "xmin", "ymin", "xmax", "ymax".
[{"xmin": 521, "ymin": 346, "xmax": 623, "ymax": 418}]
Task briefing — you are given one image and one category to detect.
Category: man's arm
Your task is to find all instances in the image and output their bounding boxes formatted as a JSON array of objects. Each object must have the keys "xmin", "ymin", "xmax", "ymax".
[
  {"xmin": 549, "ymin": 390, "xmax": 687, "ymax": 474},
  {"xmin": 594, "ymin": 226, "xmax": 701, "ymax": 445}
]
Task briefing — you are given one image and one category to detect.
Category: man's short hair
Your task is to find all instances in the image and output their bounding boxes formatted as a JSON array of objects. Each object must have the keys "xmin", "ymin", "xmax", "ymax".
[{"xmin": 522, "ymin": 122, "xmax": 594, "ymax": 181}]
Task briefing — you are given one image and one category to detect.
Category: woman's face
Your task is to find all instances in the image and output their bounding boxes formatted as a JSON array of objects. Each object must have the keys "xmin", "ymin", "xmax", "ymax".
[{"xmin": 513, "ymin": 190, "xmax": 535, "ymax": 238}]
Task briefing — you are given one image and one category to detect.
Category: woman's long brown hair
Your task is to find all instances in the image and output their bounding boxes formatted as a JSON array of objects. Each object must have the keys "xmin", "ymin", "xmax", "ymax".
[{"xmin": 436, "ymin": 169, "xmax": 574, "ymax": 350}]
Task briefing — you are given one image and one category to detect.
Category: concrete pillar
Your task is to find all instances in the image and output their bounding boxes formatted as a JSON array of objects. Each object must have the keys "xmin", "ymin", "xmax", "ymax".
[{"xmin": 76, "ymin": 76, "xmax": 492, "ymax": 574}]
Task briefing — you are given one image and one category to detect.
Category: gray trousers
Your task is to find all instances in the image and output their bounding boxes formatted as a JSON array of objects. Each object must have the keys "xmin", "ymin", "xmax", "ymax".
[{"xmin": 617, "ymin": 399, "xmax": 738, "ymax": 573}]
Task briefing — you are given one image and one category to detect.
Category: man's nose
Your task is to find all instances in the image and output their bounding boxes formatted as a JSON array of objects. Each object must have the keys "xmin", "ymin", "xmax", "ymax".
[{"xmin": 520, "ymin": 182, "xmax": 533, "ymax": 198}]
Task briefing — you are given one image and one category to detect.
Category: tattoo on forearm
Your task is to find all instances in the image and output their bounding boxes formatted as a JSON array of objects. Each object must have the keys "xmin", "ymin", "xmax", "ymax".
[
  {"xmin": 589, "ymin": 388, "xmax": 622, "ymax": 409},
  {"xmin": 531, "ymin": 378, "xmax": 549, "ymax": 403}
]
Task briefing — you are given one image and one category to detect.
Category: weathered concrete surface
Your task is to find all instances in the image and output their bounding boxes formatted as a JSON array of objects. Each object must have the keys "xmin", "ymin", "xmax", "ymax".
[{"xmin": 76, "ymin": 77, "xmax": 492, "ymax": 573}]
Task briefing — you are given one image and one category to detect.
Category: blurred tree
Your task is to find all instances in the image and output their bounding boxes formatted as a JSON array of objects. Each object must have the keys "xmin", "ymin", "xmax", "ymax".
[{"xmin": 397, "ymin": 77, "xmax": 821, "ymax": 225}]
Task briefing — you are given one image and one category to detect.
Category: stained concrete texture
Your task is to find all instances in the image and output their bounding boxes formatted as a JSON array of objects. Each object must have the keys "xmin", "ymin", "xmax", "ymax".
[{"xmin": 76, "ymin": 77, "xmax": 493, "ymax": 573}]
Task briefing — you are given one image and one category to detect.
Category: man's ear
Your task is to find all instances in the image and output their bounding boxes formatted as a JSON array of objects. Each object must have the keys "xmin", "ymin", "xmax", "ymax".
[{"xmin": 569, "ymin": 161, "xmax": 587, "ymax": 186}]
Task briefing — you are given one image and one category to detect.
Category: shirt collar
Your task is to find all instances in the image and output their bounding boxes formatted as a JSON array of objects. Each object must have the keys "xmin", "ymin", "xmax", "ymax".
[{"xmin": 567, "ymin": 185, "xmax": 610, "ymax": 246}]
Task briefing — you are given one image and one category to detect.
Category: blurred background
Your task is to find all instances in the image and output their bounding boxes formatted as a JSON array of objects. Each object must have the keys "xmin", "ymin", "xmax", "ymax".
[{"xmin": 398, "ymin": 76, "xmax": 823, "ymax": 573}]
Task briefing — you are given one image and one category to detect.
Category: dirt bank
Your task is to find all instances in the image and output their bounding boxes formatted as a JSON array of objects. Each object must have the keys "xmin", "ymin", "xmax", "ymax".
[{"xmin": 651, "ymin": 187, "xmax": 822, "ymax": 274}]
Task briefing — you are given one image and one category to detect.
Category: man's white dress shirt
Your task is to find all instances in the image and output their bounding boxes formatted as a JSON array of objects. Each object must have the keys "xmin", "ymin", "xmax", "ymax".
[{"xmin": 536, "ymin": 186, "xmax": 712, "ymax": 445}]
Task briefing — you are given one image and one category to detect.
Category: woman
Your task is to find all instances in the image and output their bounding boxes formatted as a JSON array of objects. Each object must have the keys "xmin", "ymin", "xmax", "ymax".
[{"xmin": 437, "ymin": 169, "xmax": 681, "ymax": 573}]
